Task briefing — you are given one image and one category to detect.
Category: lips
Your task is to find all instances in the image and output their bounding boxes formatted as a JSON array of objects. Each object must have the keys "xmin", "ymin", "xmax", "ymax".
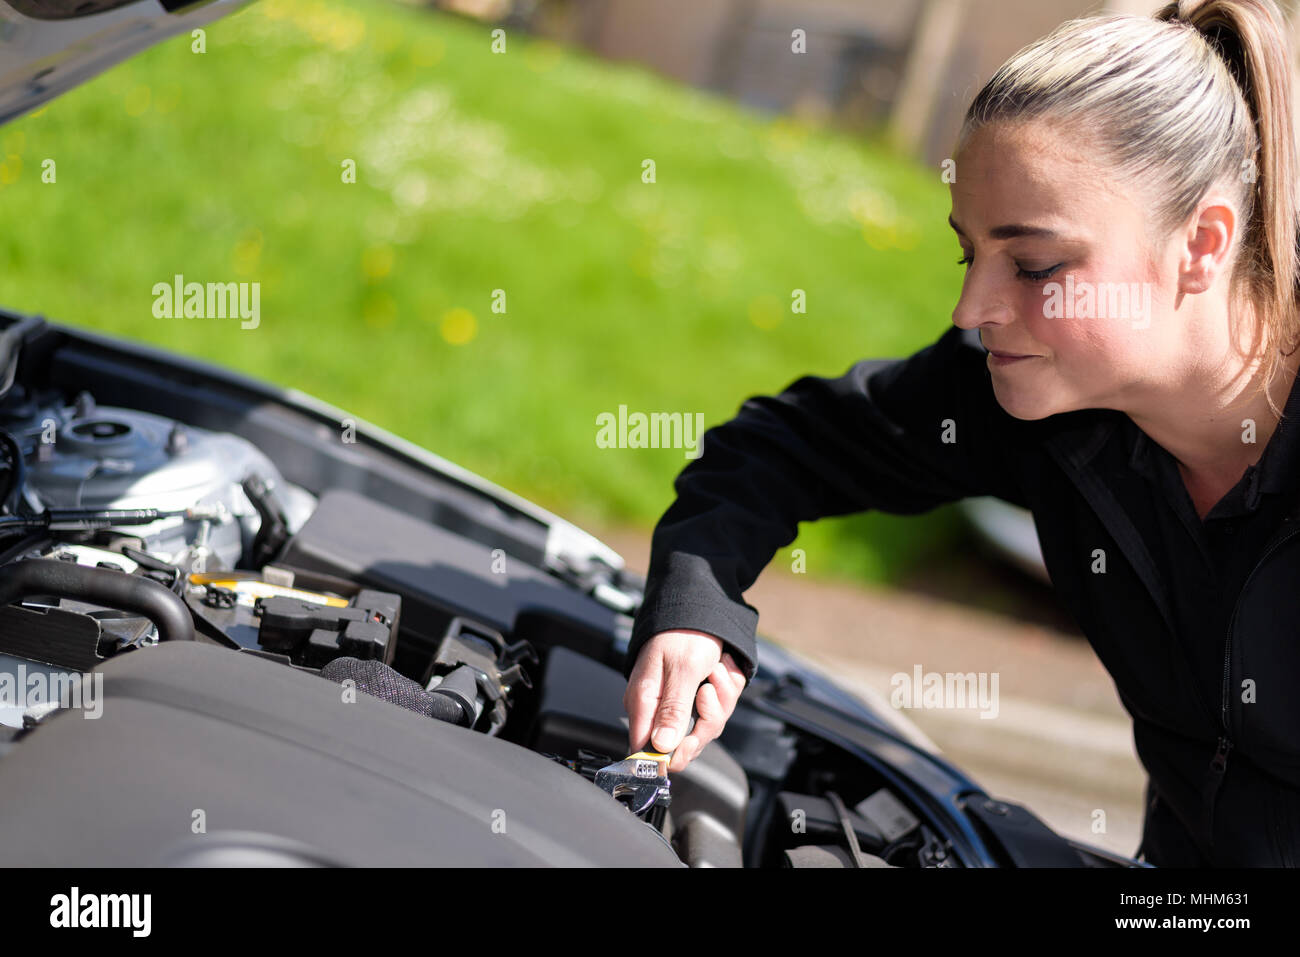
[
  {"xmin": 987, "ymin": 350, "xmax": 1040, "ymax": 368},
  {"xmin": 988, "ymin": 350, "xmax": 1038, "ymax": 359}
]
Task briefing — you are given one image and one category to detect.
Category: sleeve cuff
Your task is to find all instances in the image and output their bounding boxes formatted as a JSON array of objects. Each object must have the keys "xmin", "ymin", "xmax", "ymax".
[{"xmin": 624, "ymin": 552, "xmax": 760, "ymax": 683}]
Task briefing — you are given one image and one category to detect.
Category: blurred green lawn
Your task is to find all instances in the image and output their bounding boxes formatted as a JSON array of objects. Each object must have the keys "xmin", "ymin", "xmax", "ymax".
[{"xmin": 0, "ymin": 0, "xmax": 974, "ymax": 586}]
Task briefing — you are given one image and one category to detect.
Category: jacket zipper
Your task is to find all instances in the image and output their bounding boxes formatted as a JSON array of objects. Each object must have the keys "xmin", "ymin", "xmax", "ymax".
[{"xmin": 1206, "ymin": 515, "xmax": 1300, "ymax": 850}]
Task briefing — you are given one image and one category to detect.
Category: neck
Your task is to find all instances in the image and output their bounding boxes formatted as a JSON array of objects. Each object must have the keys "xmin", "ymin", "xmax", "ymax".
[{"xmin": 1127, "ymin": 344, "xmax": 1300, "ymax": 488}]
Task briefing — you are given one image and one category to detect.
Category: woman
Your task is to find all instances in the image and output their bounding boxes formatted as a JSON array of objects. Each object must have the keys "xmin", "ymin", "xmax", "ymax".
[{"xmin": 622, "ymin": 0, "xmax": 1300, "ymax": 867}]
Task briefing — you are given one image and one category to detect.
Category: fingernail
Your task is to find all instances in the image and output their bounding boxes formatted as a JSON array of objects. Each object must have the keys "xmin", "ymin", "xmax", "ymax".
[{"xmin": 653, "ymin": 726, "xmax": 679, "ymax": 751}]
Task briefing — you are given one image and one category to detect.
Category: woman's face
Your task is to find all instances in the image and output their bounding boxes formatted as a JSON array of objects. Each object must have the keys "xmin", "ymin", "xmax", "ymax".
[{"xmin": 948, "ymin": 120, "xmax": 1213, "ymax": 421}]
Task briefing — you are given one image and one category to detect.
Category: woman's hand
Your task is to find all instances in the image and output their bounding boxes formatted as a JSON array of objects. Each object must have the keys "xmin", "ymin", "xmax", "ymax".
[{"xmin": 623, "ymin": 629, "xmax": 748, "ymax": 773}]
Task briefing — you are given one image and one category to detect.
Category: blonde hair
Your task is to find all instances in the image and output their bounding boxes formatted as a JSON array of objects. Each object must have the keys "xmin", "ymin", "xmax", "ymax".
[{"xmin": 957, "ymin": 0, "xmax": 1300, "ymax": 419}]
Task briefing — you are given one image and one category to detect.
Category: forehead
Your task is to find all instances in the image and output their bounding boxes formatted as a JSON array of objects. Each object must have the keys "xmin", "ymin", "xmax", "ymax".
[{"xmin": 951, "ymin": 120, "xmax": 1131, "ymax": 228}]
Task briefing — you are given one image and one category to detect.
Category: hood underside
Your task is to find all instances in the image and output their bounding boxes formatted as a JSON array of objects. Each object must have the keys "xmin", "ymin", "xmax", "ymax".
[{"xmin": 0, "ymin": 0, "xmax": 251, "ymax": 127}]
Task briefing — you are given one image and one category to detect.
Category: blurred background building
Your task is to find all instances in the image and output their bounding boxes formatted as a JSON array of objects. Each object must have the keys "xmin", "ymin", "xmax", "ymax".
[{"xmin": 430, "ymin": 0, "xmax": 1300, "ymax": 166}]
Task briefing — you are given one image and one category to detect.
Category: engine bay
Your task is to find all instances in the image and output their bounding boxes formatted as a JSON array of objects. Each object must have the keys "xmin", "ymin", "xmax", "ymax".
[{"xmin": 0, "ymin": 314, "xmax": 1121, "ymax": 868}]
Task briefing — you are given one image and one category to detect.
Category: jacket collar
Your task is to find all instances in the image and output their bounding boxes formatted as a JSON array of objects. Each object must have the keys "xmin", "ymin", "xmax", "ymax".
[
  {"xmin": 1039, "ymin": 410, "xmax": 1180, "ymax": 640},
  {"xmin": 1028, "ymin": 408, "xmax": 1124, "ymax": 470}
]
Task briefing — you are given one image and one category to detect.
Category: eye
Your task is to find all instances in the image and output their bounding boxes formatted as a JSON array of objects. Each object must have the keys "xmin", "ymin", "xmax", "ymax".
[
  {"xmin": 1016, "ymin": 263, "xmax": 1064, "ymax": 281},
  {"xmin": 955, "ymin": 254, "xmax": 1064, "ymax": 280}
]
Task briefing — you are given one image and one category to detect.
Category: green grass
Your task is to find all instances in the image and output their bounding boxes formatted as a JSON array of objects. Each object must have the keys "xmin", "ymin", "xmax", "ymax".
[{"xmin": 0, "ymin": 0, "xmax": 972, "ymax": 586}]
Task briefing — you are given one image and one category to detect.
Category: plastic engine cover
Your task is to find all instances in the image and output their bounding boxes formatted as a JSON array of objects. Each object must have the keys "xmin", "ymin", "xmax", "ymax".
[{"xmin": 0, "ymin": 643, "xmax": 682, "ymax": 866}]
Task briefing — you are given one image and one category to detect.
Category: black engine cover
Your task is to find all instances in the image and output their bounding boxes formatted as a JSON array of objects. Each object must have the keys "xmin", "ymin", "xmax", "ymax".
[{"xmin": 0, "ymin": 642, "xmax": 681, "ymax": 866}]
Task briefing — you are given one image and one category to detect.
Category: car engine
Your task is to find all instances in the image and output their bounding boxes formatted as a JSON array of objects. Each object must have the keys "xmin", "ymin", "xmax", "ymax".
[{"xmin": 0, "ymin": 382, "xmax": 736, "ymax": 865}]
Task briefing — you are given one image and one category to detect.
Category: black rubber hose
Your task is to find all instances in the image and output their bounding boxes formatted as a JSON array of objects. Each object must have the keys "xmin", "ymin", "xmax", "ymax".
[
  {"xmin": 0, "ymin": 558, "xmax": 196, "ymax": 642},
  {"xmin": 0, "ymin": 315, "xmax": 44, "ymax": 401},
  {"xmin": 0, "ymin": 507, "xmax": 177, "ymax": 531},
  {"xmin": 0, "ymin": 429, "xmax": 26, "ymax": 518}
]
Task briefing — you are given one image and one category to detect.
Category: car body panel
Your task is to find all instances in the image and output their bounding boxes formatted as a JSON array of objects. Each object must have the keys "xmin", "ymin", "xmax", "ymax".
[{"xmin": 0, "ymin": 0, "xmax": 254, "ymax": 126}]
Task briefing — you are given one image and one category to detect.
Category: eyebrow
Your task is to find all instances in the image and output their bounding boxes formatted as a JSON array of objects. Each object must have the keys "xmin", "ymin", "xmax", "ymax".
[{"xmin": 948, "ymin": 214, "xmax": 1063, "ymax": 241}]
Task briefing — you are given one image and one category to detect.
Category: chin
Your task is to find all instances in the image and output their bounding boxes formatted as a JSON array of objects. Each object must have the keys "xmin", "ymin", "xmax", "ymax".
[{"xmin": 990, "ymin": 383, "xmax": 1059, "ymax": 421}]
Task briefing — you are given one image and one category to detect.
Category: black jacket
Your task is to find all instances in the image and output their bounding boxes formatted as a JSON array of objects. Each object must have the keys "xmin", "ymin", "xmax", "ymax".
[{"xmin": 626, "ymin": 323, "xmax": 1300, "ymax": 866}]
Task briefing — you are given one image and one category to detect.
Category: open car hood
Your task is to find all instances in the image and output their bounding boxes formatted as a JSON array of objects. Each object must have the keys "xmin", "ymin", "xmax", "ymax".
[{"xmin": 0, "ymin": 0, "xmax": 252, "ymax": 126}]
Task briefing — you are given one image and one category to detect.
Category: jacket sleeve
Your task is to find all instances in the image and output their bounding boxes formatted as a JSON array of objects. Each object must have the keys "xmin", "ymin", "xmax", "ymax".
[{"xmin": 624, "ymin": 324, "xmax": 1028, "ymax": 684}]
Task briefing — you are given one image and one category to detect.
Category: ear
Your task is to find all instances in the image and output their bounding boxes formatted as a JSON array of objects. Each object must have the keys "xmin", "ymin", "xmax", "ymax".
[{"xmin": 1177, "ymin": 195, "xmax": 1239, "ymax": 296}]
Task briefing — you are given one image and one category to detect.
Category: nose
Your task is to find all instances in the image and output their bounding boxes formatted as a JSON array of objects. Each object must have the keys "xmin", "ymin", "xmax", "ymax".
[
  {"xmin": 951, "ymin": 266, "xmax": 1015, "ymax": 333},
  {"xmin": 952, "ymin": 292, "xmax": 1015, "ymax": 333}
]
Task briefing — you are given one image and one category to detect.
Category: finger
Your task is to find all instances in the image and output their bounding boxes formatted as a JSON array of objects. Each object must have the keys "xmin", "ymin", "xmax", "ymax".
[
  {"xmin": 671, "ymin": 680, "xmax": 723, "ymax": 773},
  {"xmin": 720, "ymin": 652, "xmax": 747, "ymax": 694},
  {"xmin": 708, "ymin": 659, "xmax": 743, "ymax": 716},
  {"xmin": 668, "ymin": 739, "xmax": 696, "ymax": 774},
  {"xmin": 652, "ymin": 658, "xmax": 703, "ymax": 754},
  {"xmin": 624, "ymin": 649, "xmax": 663, "ymax": 754}
]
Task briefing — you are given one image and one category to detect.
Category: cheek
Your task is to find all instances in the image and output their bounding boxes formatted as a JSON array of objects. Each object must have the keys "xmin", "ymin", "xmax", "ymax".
[
  {"xmin": 1023, "ymin": 305, "xmax": 1082, "ymax": 352},
  {"xmin": 1034, "ymin": 315, "xmax": 1151, "ymax": 383}
]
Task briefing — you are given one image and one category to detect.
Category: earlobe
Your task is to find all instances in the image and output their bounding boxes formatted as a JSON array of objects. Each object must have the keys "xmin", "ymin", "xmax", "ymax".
[{"xmin": 1177, "ymin": 245, "xmax": 1223, "ymax": 296}]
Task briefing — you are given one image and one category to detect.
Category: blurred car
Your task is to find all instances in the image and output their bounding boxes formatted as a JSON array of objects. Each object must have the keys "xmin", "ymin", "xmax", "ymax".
[{"xmin": 960, "ymin": 496, "xmax": 1051, "ymax": 584}]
